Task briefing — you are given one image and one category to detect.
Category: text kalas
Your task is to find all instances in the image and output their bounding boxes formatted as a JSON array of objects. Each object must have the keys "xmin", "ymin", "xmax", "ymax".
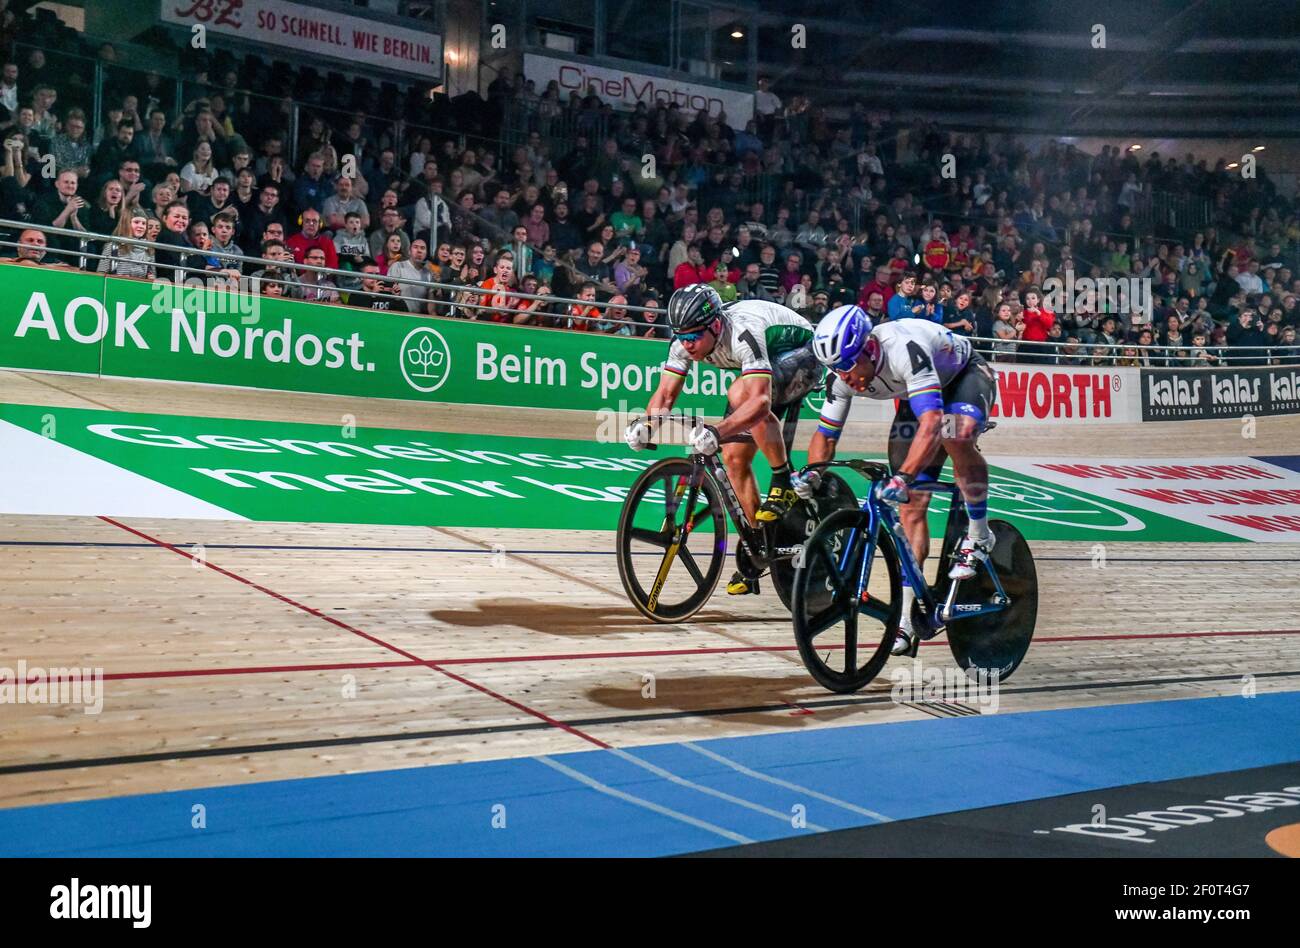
[{"xmin": 991, "ymin": 369, "xmax": 1114, "ymax": 419}]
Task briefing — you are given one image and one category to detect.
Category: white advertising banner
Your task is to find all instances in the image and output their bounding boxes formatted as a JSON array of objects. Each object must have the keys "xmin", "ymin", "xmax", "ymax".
[
  {"xmin": 524, "ymin": 53, "xmax": 754, "ymax": 126},
  {"xmin": 161, "ymin": 0, "xmax": 442, "ymax": 79}
]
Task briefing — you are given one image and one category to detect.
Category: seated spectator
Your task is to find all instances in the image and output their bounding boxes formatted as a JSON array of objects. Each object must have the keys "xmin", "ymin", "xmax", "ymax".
[
  {"xmin": 97, "ymin": 208, "xmax": 154, "ymax": 279},
  {"xmin": 470, "ymin": 251, "xmax": 522, "ymax": 322},
  {"xmin": 376, "ymin": 231, "xmax": 406, "ymax": 275},
  {"xmin": 673, "ymin": 244, "xmax": 711, "ymax": 290},
  {"xmin": 9, "ymin": 228, "xmax": 49, "ymax": 265},
  {"xmin": 287, "ymin": 210, "xmax": 339, "ymax": 270},
  {"xmin": 180, "ymin": 141, "xmax": 218, "ymax": 195},
  {"xmin": 567, "ymin": 282, "xmax": 601, "ymax": 331},
  {"xmin": 708, "ymin": 260, "xmax": 738, "ymax": 303},
  {"xmin": 638, "ymin": 296, "xmax": 670, "ymax": 339},
  {"xmin": 209, "ymin": 211, "xmax": 243, "ymax": 267},
  {"xmin": 348, "ymin": 262, "xmax": 404, "ymax": 311},
  {"xmin": 33, "ymin": 170, "xmax": 89, "ymax": 261},
  {"xmin": 154, "ymin": 200, "xmax": 194, "ymax": 280},
  {"xmin": 293, "ymin": 152, "xmax": 333, "ymax": 216},
  {"xmin": 92, "ymin": 120, "xmax": 137, "ymax": 183},
  {"xmin": 298, "ymin": 246, "xmax": 341, "ymax": 304},
  {"xmin": 513, "ymin": 273, "xmax": 552, "ymax": 326}
]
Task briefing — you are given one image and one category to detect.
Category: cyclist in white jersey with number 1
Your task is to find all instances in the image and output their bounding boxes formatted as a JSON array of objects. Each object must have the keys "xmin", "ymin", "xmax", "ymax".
[
  {"xmin": 796, "ymin": 305, "xmax": 999, "ymax": 654},
  {"xmin": 625, "ymin": 283, "xmax": 822, "ymax": 596}
]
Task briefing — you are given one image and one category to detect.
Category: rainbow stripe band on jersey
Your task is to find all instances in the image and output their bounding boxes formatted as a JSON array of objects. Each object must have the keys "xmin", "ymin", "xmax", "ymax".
[
  {"xmin": 907, "ymin": 385, "xmax": 944, "ymax": 415},
  {"xmin": 816, "ymin": 413, "xmax": 845, "ymax": 439},
  {"xmin": 662, "ymin": 364, "xmax": 689, "ymax": 379},
  {"xmin": 741, "ymin": 368, "xmax": 774, "ymax": 379}
]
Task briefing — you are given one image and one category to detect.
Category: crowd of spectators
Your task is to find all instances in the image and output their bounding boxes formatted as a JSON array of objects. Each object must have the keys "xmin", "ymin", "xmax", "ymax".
[{"xmin": 2, "ymin": 26, "xmax": 1300, "ymax": 365}]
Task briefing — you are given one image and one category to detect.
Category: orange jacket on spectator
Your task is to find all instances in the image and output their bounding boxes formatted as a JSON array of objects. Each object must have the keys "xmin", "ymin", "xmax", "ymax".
[
  {"xmin": 1020, "ymin": 306, "xmax": 1056, "ymax": 342},
  {"xmin": 674, "ymin": 261, "xmax": 713, "ymax": 290},
  {"xmin": 287, "ymin": 234, "xmax": 339, "ymax": 271},
  {"xmin": 478, "ymin": 276, "xmax": 519, "ymax": 322},
  {"xmin": 568, "ymin": 303, "xmax": 600, "ymax": 330}
]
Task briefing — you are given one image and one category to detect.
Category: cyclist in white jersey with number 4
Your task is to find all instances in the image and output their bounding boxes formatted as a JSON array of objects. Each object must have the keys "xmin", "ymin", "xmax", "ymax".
[
  {"xmin": 625, "ymin": 283, "xmax": 822, "ymax": 596},
  {"xmin": 797, "ymin": 305, "xmax": 999, "ymax": 655}
]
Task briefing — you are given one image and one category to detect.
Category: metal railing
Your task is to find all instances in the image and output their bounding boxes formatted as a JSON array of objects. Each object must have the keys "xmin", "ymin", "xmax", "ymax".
[{"xmin": 4, "ymin": 220, "xmax": 1299, "ymax": 364}]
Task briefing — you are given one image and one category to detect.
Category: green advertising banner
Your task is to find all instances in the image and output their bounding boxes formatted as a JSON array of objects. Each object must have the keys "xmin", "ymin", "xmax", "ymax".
[
  {"xmin": 0, "ymin": 266, "xmax": 832, "ymax": 418},
  {"xmin": 0, "ymin": 402, "xmax": 1238, "ymax": 541}
]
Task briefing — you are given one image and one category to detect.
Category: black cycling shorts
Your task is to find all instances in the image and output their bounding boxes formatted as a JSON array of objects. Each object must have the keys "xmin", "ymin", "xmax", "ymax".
[{"xmin": 723, "ymin": 345, "xmax": 822, "ymax": 417}]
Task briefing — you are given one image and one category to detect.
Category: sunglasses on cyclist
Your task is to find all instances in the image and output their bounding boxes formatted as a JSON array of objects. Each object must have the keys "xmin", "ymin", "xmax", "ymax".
[{"xmin": 673, "ymin": 329, "xmax": 707, "ymax": 343}]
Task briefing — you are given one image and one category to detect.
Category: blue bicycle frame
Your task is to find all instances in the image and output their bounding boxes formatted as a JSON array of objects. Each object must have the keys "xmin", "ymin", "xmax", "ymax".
[{"xmin": 821, "ymin": 462, "xmax": 1011, "ymax": 636}]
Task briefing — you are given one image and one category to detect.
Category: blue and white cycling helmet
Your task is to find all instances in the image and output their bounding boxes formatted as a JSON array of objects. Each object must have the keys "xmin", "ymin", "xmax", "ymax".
[{"xmin": 813, "ymin": 305, "xmax": 873, "ymax": 372}]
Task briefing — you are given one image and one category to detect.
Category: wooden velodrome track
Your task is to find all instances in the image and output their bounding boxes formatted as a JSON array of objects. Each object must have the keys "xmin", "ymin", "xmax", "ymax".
[{"xmin": 2, "ymin": 366, "xmax": 1299, "ymax": 810}]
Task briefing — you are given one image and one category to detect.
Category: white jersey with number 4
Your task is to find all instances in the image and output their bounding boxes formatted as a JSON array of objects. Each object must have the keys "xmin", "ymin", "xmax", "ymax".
[{"xmin": 817, "ymin": 320, "xmax": 972, "ymax": 434}]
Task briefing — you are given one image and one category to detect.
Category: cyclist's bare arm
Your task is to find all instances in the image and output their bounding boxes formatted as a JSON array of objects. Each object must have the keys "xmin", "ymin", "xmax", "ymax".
[
  {"xmin": 896, "ymin": 408, "xmax": 945, "ymax": 477},
  {"xmin": 646, "ymin": 369, "xmax": 686, "ymax": 417},
  {"xmin": 806, "ymin": 429, "xmax": 836, "ymax": 465},
  {"xmin": 714, "ymin": 375, "xmax": 772, "ymax": 441}
]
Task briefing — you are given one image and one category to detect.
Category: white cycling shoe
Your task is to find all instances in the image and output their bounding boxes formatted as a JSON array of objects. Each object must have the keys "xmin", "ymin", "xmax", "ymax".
[
  {"xmin": 890, "ymin": 621, "xmax": 916, "ymax": 656},
  {"xmin": 948, "ymin": 531, "xmax": 996, "ymax": 581}
]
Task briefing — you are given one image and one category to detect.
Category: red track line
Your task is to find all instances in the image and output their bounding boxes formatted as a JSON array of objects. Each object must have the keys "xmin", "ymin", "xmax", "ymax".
[
  {"xmin": 28, "ymin": 627, "xmax": 1300, "ymax": 687},
  {"xmin": 96, "ymin": 516, "xmax": 609, "ymax": 750}
]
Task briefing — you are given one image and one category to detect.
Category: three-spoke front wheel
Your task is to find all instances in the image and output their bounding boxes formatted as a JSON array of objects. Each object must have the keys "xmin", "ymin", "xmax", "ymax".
[
  {"xmin": 791, "ymin": 509, "xmax": 903, "ymax": 693},
  {"xmin": 616, "ymin": 458, "xmax": 728, "ymax": 622}
]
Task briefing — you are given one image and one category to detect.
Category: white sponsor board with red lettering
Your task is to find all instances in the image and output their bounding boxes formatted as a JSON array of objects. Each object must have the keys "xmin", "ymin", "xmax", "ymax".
[
  {"xmin": 524, "ymin": 53, "xmax": 754, "ymax": 126},
  {"xmin": 161, "ymin": 0, "xmax": 442, "ymax": 79},
  {"xmin": 994, "ymin": 456, "xmax": 1300, "ymax": 541},
  {"xmin": 808, "ymin": 364, "xmax": 1141, "ymax": 426}
]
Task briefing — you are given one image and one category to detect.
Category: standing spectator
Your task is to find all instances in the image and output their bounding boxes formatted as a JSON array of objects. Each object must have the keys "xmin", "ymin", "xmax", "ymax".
[
  {"xmin": 134, "ymin": 109, "xmax": 178, "ymax": 177},
  {"xmin": 368, "ymin": 205, "xmax": 411, "ymax": 259},
  {"xmin": 323, "ymin": 175, "xmax": 369, "ymax": 233},
  {"xmin": 85, "ymin": 179, "xmax": 125, "ymax": 238},
  {"xmin": 51, "ymin": 109, "xmax": 91, "ymax": 178},
  {"xmin": 1018, "ymin": 287, "xmax": 1056, "ymax": 364},
  {"xmin": 33, "ymin": 170, "xmax": 88, "ymax": 260},
  {"xmin": 293, "ymin": 152, "xmax": 333, "ymax": 216},
  {"xmin": 244, "ymin": 183, "xmax": 287, "ymax": 250},
  {"xmin": 387, "ymin": 238, "xmax": 435, "ymax": 314}
]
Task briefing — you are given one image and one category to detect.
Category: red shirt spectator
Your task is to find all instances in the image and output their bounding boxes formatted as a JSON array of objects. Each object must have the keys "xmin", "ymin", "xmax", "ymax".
[
  {"xmin": 674, "ymin": 248, "xmax": 712, "ymax": 289},
  {"xmin": 923, "ymin": 238, "xmax": 950, "ymax": 271},
  {"xmin": 286, "ymin": 210, "xmax": 339, "ymax": 271},
  {"xmin": 857, "ymin": 273, "xmax": 895, "ymax": 310},
  {"xmin": 1020, "ymin": 305, "xmax": 1056, "ymax": 342}
]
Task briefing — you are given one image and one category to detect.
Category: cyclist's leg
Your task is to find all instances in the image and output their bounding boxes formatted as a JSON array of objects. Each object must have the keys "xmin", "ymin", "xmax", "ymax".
[
  {"xmin": 754, "ymin": 346, "xmax": 822, "ymax": 521},
  {"xmin": 888, "ymin": 403, "xmax": 945, "ymax": 567},
  {"xmin": 941, "ymin": 355, "xmax": 996, "ymax": 541},
  {"xmin": 722, "ymin": 437, "xmax": 761, "ymax": 526}
]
